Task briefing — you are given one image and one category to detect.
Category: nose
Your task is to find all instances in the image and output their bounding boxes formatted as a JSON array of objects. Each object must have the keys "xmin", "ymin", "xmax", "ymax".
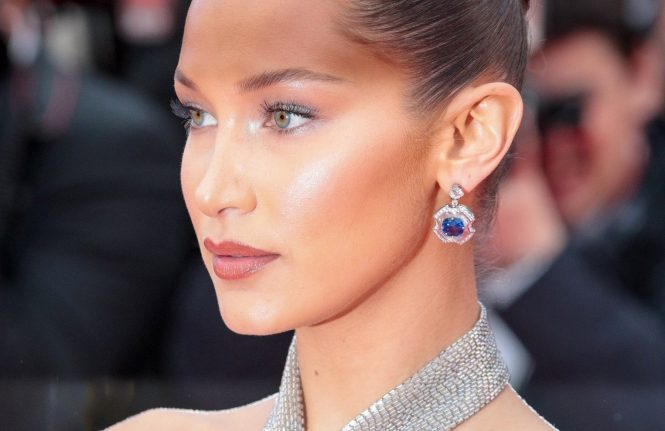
[{"xmin": 194, "ymin": 130, "xmax": 257, "ymax": 218}]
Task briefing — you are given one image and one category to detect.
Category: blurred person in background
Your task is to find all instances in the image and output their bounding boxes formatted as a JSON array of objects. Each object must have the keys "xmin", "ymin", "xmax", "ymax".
[
  {"xmin": 534, "ymin": 0, "xmax": 665, "ymax": 319},
  {"xmin": 483, "ymin": 0, "xmax": 665, "ymax": 429},
  {"xmin": 112, "ymin": 0, "xmax": 185, "ymax": 106},
  {"xmin": 0, "ymin": 1, "xmax": 193, "ymax": 428},
  {"xmin": 487, "ymin": 91, "xmax": 665, "ymax": 431},
  {"xmin": 0, "ymin": 0, "xmax": 192, "ymax": 376},
  {"xmin": 1, "ymin": 1, "xmax": 292, "ymax": 429}
]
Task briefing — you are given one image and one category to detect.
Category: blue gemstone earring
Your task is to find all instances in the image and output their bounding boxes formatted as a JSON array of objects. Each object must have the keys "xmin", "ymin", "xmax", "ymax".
[{"xmin": 433, "ymin": 184, "xmax": 476, "ymax": 244}]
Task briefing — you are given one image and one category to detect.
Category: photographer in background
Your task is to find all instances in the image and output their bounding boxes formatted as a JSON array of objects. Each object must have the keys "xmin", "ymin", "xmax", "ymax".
[
  {"xmin": 535, "ymin": 0, "xmax": 665, "ymax": 319},
  {"xmin": 485, "ymin": 0, "xmax": 665, "ymax": 429}
]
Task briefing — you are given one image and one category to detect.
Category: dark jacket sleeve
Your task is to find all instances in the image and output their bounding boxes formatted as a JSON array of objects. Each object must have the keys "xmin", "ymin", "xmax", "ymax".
[
  {"xmin": 500, "ymin": 247, "xmax": 665, "ymax": 384},
  {"xmin": 499, "ymin": 247, "xmax": 665, "ymax": 430}
]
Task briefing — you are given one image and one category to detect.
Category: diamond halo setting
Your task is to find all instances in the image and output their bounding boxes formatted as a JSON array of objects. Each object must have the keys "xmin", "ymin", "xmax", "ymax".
[{"xmin": 433, "ymin": 184, "xmax": 476, "ymax": 244}]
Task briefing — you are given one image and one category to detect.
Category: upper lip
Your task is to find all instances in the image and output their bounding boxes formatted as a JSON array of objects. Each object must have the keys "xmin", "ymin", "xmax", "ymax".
[{"xmin": 203, "ymin": 238, "xmax": 278, "ymax": 257}]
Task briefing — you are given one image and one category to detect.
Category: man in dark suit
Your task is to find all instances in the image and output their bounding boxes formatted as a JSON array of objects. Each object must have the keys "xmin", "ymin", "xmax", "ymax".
[
  {"xmin": 532, "ymin": 0, "xmax": 665, "ymax": 322},
  {"xmin": 484, "ymin": 1, "xmax": 665, "ymax": 428}
]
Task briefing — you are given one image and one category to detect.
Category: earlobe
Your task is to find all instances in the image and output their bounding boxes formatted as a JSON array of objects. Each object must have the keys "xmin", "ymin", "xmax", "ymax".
[{"xmin": 435, "ymin": 83, "xmax": 523, "ymax": 194}]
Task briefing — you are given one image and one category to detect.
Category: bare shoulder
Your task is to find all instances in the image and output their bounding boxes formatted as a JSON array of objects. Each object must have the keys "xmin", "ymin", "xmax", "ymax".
[
  {"xmin": 104, "ymin": 394, "xmax": 276, "ymax": 431},
  {"xmin": 456, "ymin": 386, "xmax": 558, "ymax": 431}
]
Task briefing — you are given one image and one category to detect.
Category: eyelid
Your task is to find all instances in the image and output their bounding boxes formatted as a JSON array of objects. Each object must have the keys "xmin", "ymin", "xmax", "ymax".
[{"xmin": 262, "ymin": 100, "xmax": 317, "ymax": 117}]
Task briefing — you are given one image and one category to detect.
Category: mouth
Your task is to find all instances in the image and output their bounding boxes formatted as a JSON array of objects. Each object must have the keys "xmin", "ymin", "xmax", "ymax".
[{"xmin": 204, "ymin": 238, "xmax": 279, "ymax": 281}]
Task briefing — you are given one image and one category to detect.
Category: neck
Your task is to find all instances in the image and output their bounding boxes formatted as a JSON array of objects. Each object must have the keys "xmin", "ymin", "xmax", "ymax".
[{"xmin": 294, "ymin": 239, "xmax": 479, "ymax": 431}]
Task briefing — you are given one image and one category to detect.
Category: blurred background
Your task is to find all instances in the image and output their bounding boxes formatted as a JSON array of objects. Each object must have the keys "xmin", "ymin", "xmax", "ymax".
[{"xmin": 1, "ymin": 0, "xmax": 664, "ymax": 430}]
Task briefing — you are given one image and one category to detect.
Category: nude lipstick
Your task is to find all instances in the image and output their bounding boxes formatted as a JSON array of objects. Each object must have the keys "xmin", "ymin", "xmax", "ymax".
[{"xmin": 204, "ymin": 238, "xmax": 279, "ymax": 280}]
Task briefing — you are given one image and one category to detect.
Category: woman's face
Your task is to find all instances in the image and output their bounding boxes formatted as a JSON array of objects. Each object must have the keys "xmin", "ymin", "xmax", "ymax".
[{"xmin": 176, "ymin": 0, "xmax": 436, "ymax": 335}]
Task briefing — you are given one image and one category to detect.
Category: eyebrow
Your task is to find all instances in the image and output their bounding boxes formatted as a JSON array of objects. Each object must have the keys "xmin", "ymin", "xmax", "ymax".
[
  {"xmin": 174, "ymin": 68, "xmax": 346, "ymax": 93},
  {"xmin": 174, "ymin": 69, "xmax": 198, "ymax": 90},
  {"xmin": 237, "ymin": 68, "xmax": 346, "ymax": 92}
]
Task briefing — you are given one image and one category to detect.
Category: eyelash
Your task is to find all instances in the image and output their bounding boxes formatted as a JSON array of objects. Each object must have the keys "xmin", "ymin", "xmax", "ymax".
[
  {"xmin": 169, "ymin": 99, "xmax": 318, "ymax": 135},
  {"xmin": 170, "ymin": 99, "xmax": 196, "ymax": 132},
  {"xmin": 261, "ymin": 100, "xmax": 317, "ymax": 134}
]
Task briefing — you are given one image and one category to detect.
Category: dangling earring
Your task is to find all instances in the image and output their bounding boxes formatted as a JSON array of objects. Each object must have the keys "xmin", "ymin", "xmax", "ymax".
[{"xmin": 433, "ymin": 183, "xmax": 476, "ymax": 244}]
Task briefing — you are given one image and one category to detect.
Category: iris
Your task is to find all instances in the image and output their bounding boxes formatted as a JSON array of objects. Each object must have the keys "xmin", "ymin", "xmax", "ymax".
[{"xmin": 274, "ymin": 111, "xmax": 291, "ymax": 129}]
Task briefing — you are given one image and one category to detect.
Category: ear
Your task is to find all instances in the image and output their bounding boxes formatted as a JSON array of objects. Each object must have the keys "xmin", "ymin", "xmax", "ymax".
[{"xmin": 432, "ymin": 82, "xmax": 523, "ymax": 197}]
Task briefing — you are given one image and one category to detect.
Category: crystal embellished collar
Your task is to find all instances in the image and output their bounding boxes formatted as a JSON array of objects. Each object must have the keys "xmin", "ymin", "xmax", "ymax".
[{"xmin": 263, "ymin": 303, "xmax": 510, "ymax": 431}]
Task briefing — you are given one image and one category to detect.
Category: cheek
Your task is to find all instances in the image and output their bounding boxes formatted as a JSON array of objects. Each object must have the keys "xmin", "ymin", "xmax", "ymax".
[
  {"xmin": 180, "ymin": 140, "xmax": 208, "ymax": 236},
  {"xmin": 269, "ymin": 119, "xmax": 430, "ymax": 319},
  {"xmin": 278, "ymin": 129, "xmax": 425, "ymax": 243}
]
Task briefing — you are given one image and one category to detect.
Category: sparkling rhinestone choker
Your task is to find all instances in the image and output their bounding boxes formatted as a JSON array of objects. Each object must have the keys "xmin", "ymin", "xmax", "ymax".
[{"xmin": 263, "ymin": 303, "xmax": 510, "ymax": 431}]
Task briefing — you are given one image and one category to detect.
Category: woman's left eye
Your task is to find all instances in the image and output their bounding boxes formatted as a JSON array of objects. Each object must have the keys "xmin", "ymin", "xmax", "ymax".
[
  {"xmin": 272, "ymin": 110, "xmax": 310, "ymax": 130},
  {"xmin": 263, "ymin": 102, "xmax": 316, "ymax": 133}
]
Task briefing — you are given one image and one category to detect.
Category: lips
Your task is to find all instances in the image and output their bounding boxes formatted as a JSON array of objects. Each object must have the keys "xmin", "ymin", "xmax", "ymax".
[{"xmin": 204, "ymin": 238, "xmax": 279, "ymax": 280}]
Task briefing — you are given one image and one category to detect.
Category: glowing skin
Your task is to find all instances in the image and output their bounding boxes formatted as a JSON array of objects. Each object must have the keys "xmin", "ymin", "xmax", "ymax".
[
  {"xmin": 106, "ymin": 1, "xmax": 554, "ymax": 430},
  {"xmin": 175, "ymin": 0, "xmax": 469, "ymax": 423},
  {"xmin": 176, "ymin": 0, "xmax": 444, "ymax": 338},
  {"xmin": 173, "ymin": 0, "xmax": 529, "ymax": 429},
  {"xmin": 174, "ymin": 15, "xmax": 483, "ymax": 426}
]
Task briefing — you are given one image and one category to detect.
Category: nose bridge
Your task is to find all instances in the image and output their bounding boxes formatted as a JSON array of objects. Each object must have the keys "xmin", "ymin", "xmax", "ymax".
[{"xmin": 195, "ymin": 122, "xmax": 256, "ymax": 217}]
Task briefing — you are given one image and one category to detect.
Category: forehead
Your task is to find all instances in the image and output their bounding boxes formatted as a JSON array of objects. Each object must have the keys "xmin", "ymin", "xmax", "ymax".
[
  {"xmin": 530, "ymin": 30, "xmax": 628, "ymax": 97},
  {"xmin": 179, "ymin": 0, "xmax": 376, "ymax": 85}
]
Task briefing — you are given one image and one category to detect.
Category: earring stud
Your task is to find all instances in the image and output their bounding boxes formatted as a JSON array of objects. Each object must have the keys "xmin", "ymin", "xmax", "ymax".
[{"xmin": 433, "ymin": 184, "xmax": 476, "ymax": 244}]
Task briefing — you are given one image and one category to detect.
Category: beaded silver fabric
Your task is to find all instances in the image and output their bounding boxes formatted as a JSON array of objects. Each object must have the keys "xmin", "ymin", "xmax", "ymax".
[{"xmin": 263, "ymin": 303, "xmax": 510, "ymax": 431}]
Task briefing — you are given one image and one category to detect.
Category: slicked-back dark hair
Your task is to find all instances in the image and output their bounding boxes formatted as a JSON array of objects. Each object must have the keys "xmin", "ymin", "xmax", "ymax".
[
  {"xmin": 341, "ymin": 0, "xmax": 530, "ymax": 227},
  {"xmin": 342, "ymin": 0, "xmax": 530, "ymax": 112}
]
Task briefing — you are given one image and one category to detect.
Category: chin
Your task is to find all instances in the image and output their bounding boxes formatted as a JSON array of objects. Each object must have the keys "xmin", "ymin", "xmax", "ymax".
[{"xmin": 216, "ymin": 290, "xmax": 297, "ymax": 336}]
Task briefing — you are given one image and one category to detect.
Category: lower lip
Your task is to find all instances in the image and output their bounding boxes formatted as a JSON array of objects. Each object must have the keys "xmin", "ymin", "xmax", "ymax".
[{"xmin": 212, "ymin": 255, "xmax": 279, "ymax": 280}]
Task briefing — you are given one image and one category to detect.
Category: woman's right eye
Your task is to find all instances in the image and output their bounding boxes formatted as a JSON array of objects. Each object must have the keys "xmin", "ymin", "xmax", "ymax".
[
  {"xmin": 188, "ymin": 108, "xmax": 218, "ymax": 129},
  {"xmin": 171, "ymin": 99, "xmax": 218, "ymax": 131}
]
